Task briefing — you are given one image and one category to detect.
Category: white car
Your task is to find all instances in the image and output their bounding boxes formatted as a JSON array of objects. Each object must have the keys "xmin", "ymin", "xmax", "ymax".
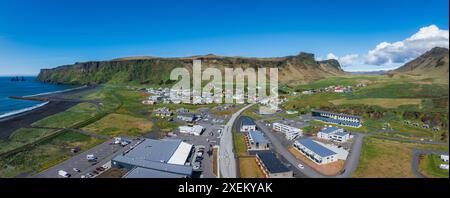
[
  {"xmin": 73, "ymin": 168, "xmax": 81, "ymax": 172},
  {"xmin": 298, "ymin": 164, "xmax": 304, "ymax": 169}
]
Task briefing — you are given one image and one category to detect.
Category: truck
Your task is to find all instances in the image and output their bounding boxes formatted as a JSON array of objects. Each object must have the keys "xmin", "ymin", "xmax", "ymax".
[{"xmin": 58, "ymin": 170, "xmax": 71, "ymax": 178}]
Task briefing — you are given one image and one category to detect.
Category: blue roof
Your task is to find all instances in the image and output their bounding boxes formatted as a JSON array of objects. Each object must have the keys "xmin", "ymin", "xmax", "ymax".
[
  {"xmin": 248, "ymin": 131, "xmax": 269, "ymax": 145},
  {"xmin": 314, "ymin": 117, "xmax": 361, "ymax": 127},
  {"xmin": 334, "ymin": 132, "xmax": 349, "ymax": 137},
  {"xmin": 312, "ymin": 110, "xmax": 361, "ymax": 119},
  {"xmin": 241, "ymin": 116, "xmax": 255, "ymax": 126},
  {"xmin": 296, "ymin": 138, "xmax": 336, "ymax": 157}
]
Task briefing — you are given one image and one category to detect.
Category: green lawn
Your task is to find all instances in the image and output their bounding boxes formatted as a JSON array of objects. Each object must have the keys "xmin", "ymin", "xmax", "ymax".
[
  {"xmin": 32, "ymin": 103, "xmax": 99, "ymax": 128},
  {"xmin": 82, "ymin": 113, "xmax": 153, "ymax": 137},
  {"xmin": 0, "ymin": 131, "xmax": 104, "ymax": 178},
  {"xmin": 353, "ymin": 137, "xmax": 448, "ymax": 178},
  {"xmin": 419, "ymin": 154, "xmax": 449, "ymax": 178},
  {"xmin": 0, "ymin": 128, "xmax": 58, "ymax": 155}
]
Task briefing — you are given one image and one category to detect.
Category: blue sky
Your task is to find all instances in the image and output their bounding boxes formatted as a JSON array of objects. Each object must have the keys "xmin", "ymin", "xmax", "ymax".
[{"xmin": 0, "ymin": 0, "xmax": 448, "ymax": 75}]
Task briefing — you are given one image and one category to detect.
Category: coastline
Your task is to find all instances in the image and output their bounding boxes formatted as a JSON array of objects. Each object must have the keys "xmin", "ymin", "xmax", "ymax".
[{"xmin": 0, "ymin": 85, "xmax": 97, "ymax": 140}]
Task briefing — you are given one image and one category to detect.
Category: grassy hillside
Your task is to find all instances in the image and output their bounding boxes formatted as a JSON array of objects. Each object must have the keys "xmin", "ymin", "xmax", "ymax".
[{"xmin": 37, "ymin": 52, "xmax": 345, "ymax": 85}]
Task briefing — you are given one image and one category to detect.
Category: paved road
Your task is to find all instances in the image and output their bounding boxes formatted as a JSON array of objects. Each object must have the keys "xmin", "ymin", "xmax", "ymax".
[
  {"xmin": 256, "ymin": 120, "xmax": 365, "ymax": 178},
  {"xmin": 219, "ymin": 104, "xmax": 254, "ymax": 178},
  {"xmin": 411, "ymin": 149, "xmax": 448, "ymax": 178},
  {"xmin": 34, "ymin": 139, "xmax": 139, "ymax": 178}
]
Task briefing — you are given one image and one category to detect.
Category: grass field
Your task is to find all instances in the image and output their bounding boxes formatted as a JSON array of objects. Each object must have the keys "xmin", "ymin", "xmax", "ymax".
[
  {"xmin": 0, "ymin": 131, "xmax": 103, "ymax": 178},
  {"xmin": 32, "ymin": 103, "xmax": 99, "ymax": 128},
  {"xmin": 0, "ymin": 128, "xmax": 58, "ymax": 155},
  {"xmin": 82, "ymin": 113, "xmax": 153, "ymax": 137},
  {"xmin": 419, "ymin": 154, "xmax": 449, "ymax": 178},
  {"xmin": 353, "ymin": 137, "xmax": 448, "ymax": 178},
  {"xmin": 233, "ymin": 132, "xmax": 248, "ymax": 157},
  {"xmin": 239, "ymin": 157, "xmax": 265, "ymax": 178},
  {"xmin": 330, "ymin": 98, "xmax": 423, "ymax": 109}
]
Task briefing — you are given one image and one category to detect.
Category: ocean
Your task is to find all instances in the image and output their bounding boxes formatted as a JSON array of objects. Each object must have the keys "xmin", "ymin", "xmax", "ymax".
[{"xmin": 0, "ymin": 76, "xmax": 75, "ymax": 119}]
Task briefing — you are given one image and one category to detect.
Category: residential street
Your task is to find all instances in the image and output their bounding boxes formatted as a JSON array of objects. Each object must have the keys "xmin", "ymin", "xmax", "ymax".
[{"xmin": 218, "ymin": 104, "xmax": 254, "ymax": 178}]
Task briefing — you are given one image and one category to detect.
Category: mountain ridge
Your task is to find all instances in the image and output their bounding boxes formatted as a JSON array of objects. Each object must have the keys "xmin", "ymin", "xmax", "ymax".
[{"xmin": 37, "ymin": 52, "xmax": 346, "ymax": 85}]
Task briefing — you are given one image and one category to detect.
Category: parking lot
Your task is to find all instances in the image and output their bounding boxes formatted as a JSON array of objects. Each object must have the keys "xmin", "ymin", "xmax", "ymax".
[
  {"xmin": 34, "ymin": 138, "xmax": 140, "ymax": 178},
  {"xmin": 170, "ymin": 115, "xmax": 223, "ymax": 178}
]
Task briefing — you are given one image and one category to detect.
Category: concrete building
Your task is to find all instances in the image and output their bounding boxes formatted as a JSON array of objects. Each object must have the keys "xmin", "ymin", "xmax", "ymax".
[
  {"xmin": 111, "ymin": 139, "xmax": 193, "ymax": 178},
  {"xmin": 317, "ymin": 126, "xmax": 351, "ymax": 142},
  {"xmin": 154, "ymin": 107, "xmax": 172, "ymax": 117},
  {"xmin": 312, "ymin": 110, "xmax": 361, "ymax": 128},
  {"xmin": 256, "ymin": 152, "xmax": 293, "ymax": 178},
  {"xmin": 179, "ymin": 125, "xmax": 205, "ymax": 136},
  {"xmin": 240, "ymin": 116, "xmax": 256, "ymax": 132},
  {"xmin": 177, "ymin": 113, "xmax": 197, "ymax": 122},
  {"xmin": 294, "ymin": 138, "xmax": 338, "ymax": 165},
  {"xmin": 272, "ymin": 122, "xmax": 302, "ymax": 140},
  {"xmin": 246, "ymin": 130, "xmax": 270, "ymax": 150}
]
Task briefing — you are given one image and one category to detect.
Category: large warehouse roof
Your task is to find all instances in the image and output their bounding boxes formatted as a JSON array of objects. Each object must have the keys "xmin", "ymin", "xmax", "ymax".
[
  {"xmin": 168, "ymin": 141, "xmax": 193, "ymax": 165},
  {"xmin": 124, "ymin": 167, "xmax": 187, "ymax": 178}
]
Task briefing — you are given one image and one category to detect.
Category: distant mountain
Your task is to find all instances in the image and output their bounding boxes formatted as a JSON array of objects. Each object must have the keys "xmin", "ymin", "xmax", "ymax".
[
  {"xmin": 351, "ymin": 70, "xmax": 388, "ymax": 75},
  {"xmin": 390, "ymin": 47, "xmax": 449, "ymax": 83},
  {"xmin": 37, "ymin": 52, "xmax": 345, "ymax": 85}
]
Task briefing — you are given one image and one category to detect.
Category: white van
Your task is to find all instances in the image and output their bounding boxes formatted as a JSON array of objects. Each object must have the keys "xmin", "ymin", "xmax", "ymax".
[{"xmin": 58, "ymin": 170, "xmax": 71, "ymax": 178}]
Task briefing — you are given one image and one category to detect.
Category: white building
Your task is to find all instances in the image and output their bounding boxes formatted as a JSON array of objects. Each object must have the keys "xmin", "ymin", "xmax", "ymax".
[
  {"xmin": 439, "ymin": 164, "xmax": 449, "ymax": 170},
  {"xmin": 293, "ymin": 138, "xmax": 338, "ymax": 165},
  {"xmin": 240, "ymin": 117, "xmax": 256, "ymax": 132},
  {"xmin": 317, "ymin": 126, "xmax": 351, "ymax": 142},
  {"xmin": 179, "ymin": 125, "xmax": 205, "ymax": 136},
  {"xmin": 272, "ymin": 122, "xmax": 302, "ymax": 140},
  {"xmin": 441, "ymin": 155, "xmax": 449, "ymax": 163}
]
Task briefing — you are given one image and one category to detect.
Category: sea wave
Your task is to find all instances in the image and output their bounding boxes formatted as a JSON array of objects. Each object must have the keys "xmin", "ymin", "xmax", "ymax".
[
  {"xmin": 0, "ymin": 101, "xmax": 50, "ymax": 119},
  {"xmin": 24, "ymin": 85, "xmax": 87, "ymax": 97}
]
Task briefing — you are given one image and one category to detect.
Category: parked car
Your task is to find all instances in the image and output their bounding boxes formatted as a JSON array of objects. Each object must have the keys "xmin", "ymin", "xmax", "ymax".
[
  {"xmin": 58, "ymin": 170, "xmax": 71, "ymax": 178},
  {"xmin": 298, "ymin": 164, "xmax": 304, "ymax": 169},
  {"xmin": 73, "ymin": 168, "xmax": 81, "ymax": 172}
]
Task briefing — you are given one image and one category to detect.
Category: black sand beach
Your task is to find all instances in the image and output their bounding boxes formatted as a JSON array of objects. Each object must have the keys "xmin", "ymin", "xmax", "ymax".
[{"xmin": 0, "ymin": 86, "xmax": 98, "ymax": 139}]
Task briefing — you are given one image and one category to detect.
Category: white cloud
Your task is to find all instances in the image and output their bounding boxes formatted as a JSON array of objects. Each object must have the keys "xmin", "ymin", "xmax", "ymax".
[
  {"xmin": 325, "ymin": 53, "xmax": 359, "ymax": 67},
  {"xmin": 366, "ymin": 25, "xmax": 449, "ymax": 65}
]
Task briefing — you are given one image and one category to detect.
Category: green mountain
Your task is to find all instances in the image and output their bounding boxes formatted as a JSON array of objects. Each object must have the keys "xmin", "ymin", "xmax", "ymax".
[
  {"xmin": 37, "ymin": 52, "xmax": 345, "ymax": 85},
  {"xmin": 390, "ymin": 47, "xmax": 449, "ymax": 84}
]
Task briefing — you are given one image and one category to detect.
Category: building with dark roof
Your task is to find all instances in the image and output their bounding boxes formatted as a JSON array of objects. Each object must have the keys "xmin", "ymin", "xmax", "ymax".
[
  {"xmin": 240, "ymin": 116, "xmax": 256, "ymax": 132},
  {"xmin": 256, "ymin": 152, "xmax": 293, "ymax": 178},
  {"xmin": 247, "ymin": 130, "xmax": 270, "ymax": 150},
  {"xmin": 111, "ymin": 138, "xmax": 193, "ymax": 178},
  {"xmin": 294, "ymin": 138, "xmax": 338, "ymax": 165},
  {"xmin": 312, "ymin": 110, "xmax": 362, "ymax": 128}
]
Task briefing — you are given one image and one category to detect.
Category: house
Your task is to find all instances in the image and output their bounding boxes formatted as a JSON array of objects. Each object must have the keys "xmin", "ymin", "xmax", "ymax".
[
  {"xmin": 111, "ymin": 139, "xmax": 193, "ymax": 178},
  {"xmin": 256, "ymin": 152, "xmax": 293, "ymax": 178},
  {"xmin": 154, "ymin": 107, "xmax": 172, "ymax": 117},
  {"xmin": 441, "ymin": 155, "xmax": 449, "ymax": 163},
  {"xmin": 294, "ymin": 138, "xmax": 338, "ymax": 165},
  {"xmin": 240, "ymin": 116, "xmax": 256, "ymax": 132},
  {"xmin": 247, "ymin": 130, "xmax": 270, "ymax": 150},
  {"xmin": 317, "ymin": 126, "xmax": 351, "ymax": 142},
  {"xmin": 334, "ymin": 86, "xmax": 344, "ymax": 93},
  {"xmin": 272, "ymin": 122, "xmax": 302, "ymax": 140},
  {"xmin": 177, "ymin": 113, "xmax": 197, "ymax": 122},
  {"xmin": 179, "ymin": 125, "xmax": 205, "ymax": 136},
  {"xmin": 312, "ymin": 110, "xmax": 362, "ymax": 128}
]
